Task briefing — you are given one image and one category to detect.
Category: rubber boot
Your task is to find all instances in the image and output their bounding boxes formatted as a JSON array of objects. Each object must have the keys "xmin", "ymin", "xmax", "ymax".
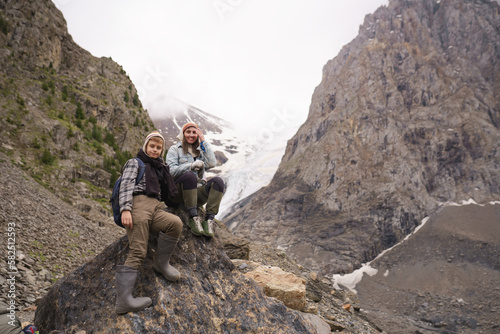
[
  {"xmin": 206, "ymin": 189, "xmax": 223, "ymax": 217},
  {"xmin": 183, "ymin": 189, "xmax": 198, "ymax": 209},
  {"xmin": 153, "ymin": 232, "xmax": 181, "ymax": 281},
  {"xmin": 115, "ymin": 265, "xmax": 152, "ymax": 314}
]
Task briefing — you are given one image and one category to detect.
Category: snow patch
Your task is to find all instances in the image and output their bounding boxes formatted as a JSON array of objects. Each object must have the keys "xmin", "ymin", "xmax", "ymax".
[
  {"xmin": 443, "ymin": 198, "xmax": 483, "ymax": 207},
  {"xmin": 331, "ymin": 199, "xmax": 500, "ymax": 293},
  {"xmin": 332, "ymin": 264, "xmax": 378, "ymax": 294}
]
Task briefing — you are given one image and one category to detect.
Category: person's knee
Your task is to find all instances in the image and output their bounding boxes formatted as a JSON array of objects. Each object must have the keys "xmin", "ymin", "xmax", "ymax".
[
  {"xmin": 171, "ymin": 216, "xmax": 182, "ymax": 237},
  {"xmin": 158, "ymin": 213, "xmax": 183, "ymax": 238},
  {"xmin": 211, "ymin": 177, "xmax": 225, "ymax": 192},
  {"xmin": 179, "ymin": 172, "xmax": 197, "ymax": 190}
]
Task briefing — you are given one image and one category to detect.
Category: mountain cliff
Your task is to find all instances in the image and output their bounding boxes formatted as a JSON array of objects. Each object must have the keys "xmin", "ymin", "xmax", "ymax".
[
  {"xmin": 226, "ymin": 0, "xmax": 500, "ymax": 275},
  {"xmin": 0, "ymin": 0, "xmax": 154, "ymax": 225}
]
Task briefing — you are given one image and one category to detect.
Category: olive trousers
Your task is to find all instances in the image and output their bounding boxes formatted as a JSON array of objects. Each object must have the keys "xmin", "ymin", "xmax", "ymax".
[{"xmin": 124, "ymin": 195, "xmax": 182, "ymax": 269}]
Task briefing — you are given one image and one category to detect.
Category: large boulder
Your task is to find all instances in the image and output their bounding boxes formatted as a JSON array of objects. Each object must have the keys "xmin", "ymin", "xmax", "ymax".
[
  {"xmin": 244, "ymin": 264, "xmax": 307, "ymax": 311},
  {"xmin": 33, "ymin": 209, "xmax": 319, "ymax": 333}
]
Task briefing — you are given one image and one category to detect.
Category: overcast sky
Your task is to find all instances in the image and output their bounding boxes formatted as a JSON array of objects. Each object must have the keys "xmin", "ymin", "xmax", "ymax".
[{"xmin": 53, "ymin": 0, "xmax": 387, "ymax": 134}]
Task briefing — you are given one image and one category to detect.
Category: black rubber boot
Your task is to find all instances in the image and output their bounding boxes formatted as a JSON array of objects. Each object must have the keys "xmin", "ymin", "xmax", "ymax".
[
  {"xmin": 115, "ymin": 265, "xmax": 152, "ymax": 314},
  {"xmin": 153, "ymin": 232, "xmax": 181, "ymax": 281}
]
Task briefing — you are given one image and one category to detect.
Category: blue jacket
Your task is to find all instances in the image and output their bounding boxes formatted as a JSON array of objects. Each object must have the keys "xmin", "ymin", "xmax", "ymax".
[{"xmin": 166, "ymin": 141, "xmax": 217, "ymax": 179}]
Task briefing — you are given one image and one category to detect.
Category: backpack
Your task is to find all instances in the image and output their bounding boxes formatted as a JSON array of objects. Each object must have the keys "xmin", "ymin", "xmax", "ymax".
[{"xmin": 110, "ymin": 158, "xmax": 146, "ymax": 228}]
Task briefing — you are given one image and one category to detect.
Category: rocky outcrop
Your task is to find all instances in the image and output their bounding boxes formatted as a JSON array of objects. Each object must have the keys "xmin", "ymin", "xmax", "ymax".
[
  {"xmin": 33, "ymin": 213, "xmax": 321, "ymax": 333},
  {"xmin": 242, "ymin": 262, "xmax": 307, "ymax": 311},
  {"xmin": 226, "ymin": 0, "xmax": 500, "ymax": 275},
  {"xmin": 217, "ymin": 222, "xmax": 250, "ymax": 260}
]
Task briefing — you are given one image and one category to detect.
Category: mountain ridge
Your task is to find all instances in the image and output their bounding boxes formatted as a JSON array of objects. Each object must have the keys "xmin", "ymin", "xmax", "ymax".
[
  {"xmin": 0, "ymin": 0, "xmax": 155, "ymax": 227},
  {"xmin": 226, "ymin": 0, "xmax": 500, "ymax": 275}
]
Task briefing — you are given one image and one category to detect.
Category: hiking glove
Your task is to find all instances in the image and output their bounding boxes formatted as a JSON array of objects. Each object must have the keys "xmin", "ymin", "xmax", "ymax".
[{"xmin": 191, "ymin": 160, "xmax": 204, "ymax": 171}]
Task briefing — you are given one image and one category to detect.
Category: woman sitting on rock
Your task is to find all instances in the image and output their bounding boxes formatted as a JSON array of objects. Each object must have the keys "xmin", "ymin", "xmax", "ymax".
[
  {"xmin": 116, "ymin": 131, "xmax": 182, "ymax": 314},
  {"xmin": 166, "ymin": 122, "xmax": 225, "ymax": 238}
]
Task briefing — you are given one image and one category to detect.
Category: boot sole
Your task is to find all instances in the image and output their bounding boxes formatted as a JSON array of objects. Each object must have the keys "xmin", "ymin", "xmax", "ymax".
[
  {"xmin": 115, "ymin": 299, "xmax": 152, "ymax": 314},
  {"xmin": 153, "ymin": 264, "xmax": 180, "ymax": 282}
]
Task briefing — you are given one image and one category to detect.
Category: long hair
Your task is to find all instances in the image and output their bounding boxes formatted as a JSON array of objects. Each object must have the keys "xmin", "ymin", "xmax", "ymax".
[{"xmin": 181, "ymin": 136, "xmax": 200, "ymax": 155}]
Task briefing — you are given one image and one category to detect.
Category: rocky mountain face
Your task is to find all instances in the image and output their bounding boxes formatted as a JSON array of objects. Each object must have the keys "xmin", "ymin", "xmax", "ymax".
[
  {"xmin": 0, "ymin": 0, "xmax": 154, "ymax": 225},
  {"xmin": 356, "ymin": 202, "xmax": 500, "ymax": 333},
  {"xmin": 226, "ymin": 0, "xmax": 500, "ymax": 275}
]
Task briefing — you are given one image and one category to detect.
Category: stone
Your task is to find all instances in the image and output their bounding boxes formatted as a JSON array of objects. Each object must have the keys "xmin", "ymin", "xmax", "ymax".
[
  {"xmin": 324, "ymin": 319, "xmax": 346, "ymax": 332},
  {"xmin": 216, "ymin": 221, "xmax": 250, "ymax": 260},
  {"xmin": 300, "ymin": 313, "xmax": 331, "ymax": 334},
  {"xmin": 38, "ymin": 269, "xmax": 51, "ymax": 282},
  {"xmin": 244, "ymin": 265, "xmax": 306, "ymax": 311},
  {"xmin": 34, "ymin": 219, "xmax": 318, "ymax": 333},
  {"xmin": 303, "ymin": 304, "xmax": 318, "ymax": 314}
]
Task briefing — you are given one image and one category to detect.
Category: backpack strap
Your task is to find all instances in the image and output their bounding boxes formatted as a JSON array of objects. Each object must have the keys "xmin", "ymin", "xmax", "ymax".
[{"xmin": 135, "ymin": 158, "xmax": 146, "ymax": 185}]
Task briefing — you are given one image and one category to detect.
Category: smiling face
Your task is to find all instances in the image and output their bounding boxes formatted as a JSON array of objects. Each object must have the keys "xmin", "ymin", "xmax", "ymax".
[
  {"xmin": 184, "ymin": 127, "xmax": 198, "ymax": 145},
  {"xmin": 145, "ymin": 137, "xmax": 164, "ymax": 159}
]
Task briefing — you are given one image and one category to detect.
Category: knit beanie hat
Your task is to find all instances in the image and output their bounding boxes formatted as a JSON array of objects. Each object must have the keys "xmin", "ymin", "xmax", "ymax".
[
  {"xmin": 143, "ymin": 131, "xmax": 165, "ymax": 157},
  {"xmin": 177, "ymin": 122, "xmax": 199, "ymax": 141},
  {"xmin": 182, "ymin": 122, "xmax": 198, "ymax": 133}
]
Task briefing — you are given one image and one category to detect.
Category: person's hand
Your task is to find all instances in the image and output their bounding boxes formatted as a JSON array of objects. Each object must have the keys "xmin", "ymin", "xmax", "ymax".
[
  {"xmin": 121, "ymin": 210, "xmax": 133, "ymax": 229},
  {"xmin": 191, "ymin": 160, "xmax": 204, "ymax": 171},
  {"xmin": 195, "ymin": 127, "xmax": 205, "ymax": 142}
]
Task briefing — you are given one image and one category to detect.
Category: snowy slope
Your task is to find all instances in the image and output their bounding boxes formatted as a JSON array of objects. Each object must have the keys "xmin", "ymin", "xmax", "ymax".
[{"xmin": 151, "ymin": 101, "xmax": 294, "ymax": 219}]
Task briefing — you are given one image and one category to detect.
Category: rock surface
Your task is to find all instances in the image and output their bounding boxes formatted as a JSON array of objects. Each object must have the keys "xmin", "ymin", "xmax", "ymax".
[
  {"xmin": 243, "ymin": 263, "xmax": 307, "ymax": 311},
  {"xmin": 355, "ymin": 202, "xmax": 500, "ymax": 334},
  {"xmin": 33, "ymin": 208, "xmax": 366, "ymax": 334},
  {"xmin": 0, "ymin": 152, "xmax": 122, "ymax": 313},
  {"xmin": 226, "ymin": 0, "xmax": 500, "ymax": 276}
]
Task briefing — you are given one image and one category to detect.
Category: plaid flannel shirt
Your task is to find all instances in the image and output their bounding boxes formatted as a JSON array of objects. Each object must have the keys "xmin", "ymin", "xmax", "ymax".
[{"xmin": 118, "ymin": 158, "xmax": 147, "ymax": 213}]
